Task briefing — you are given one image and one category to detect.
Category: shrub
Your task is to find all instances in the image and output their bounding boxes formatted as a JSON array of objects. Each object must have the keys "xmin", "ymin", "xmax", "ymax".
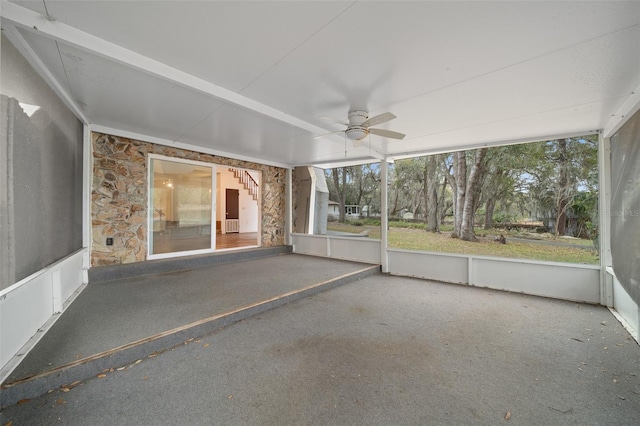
[{"xmin": 493, "ymin": 213, "xmax": 517, "ymax": 224}]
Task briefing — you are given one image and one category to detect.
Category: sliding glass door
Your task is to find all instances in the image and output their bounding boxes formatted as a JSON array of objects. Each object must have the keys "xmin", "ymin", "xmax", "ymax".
[{"xmin": 149, "ymin": 156, "xmax": 215, "ymax": 258}]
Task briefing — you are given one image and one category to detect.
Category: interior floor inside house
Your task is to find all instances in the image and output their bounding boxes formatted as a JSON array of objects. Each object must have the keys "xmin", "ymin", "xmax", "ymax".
[{"xmin": 151, "ymin": 231, "xmax": 259, "ymax": 254}]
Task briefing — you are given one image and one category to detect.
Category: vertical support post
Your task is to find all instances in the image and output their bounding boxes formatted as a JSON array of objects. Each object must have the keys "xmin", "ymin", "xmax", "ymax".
[
  {"xmin": 1, "ymin": 97, "xmax": 16, "ymax": 287},
  {"xmin": 82, "ymin": 125, "xmax": 92, "ymax": 283},
  {"xmin": 285, "ymin": 168, "xmax": 292, "ymax": 246},
  {"xmin": 307, "ymin": 167, "xmax": 316, "ymax": 235},
  {"xmin": 52, "ymin": 269, "xmax": 63, "ymax": 314},
  {"xmin": 380, "ymin": 160, "xmax": 389, "ymax": 273},
  {"xmin": 211, "ymin": 165, "xmax": 217, "ymax": 251},
  {"xmin": 327, "ymin": 235, "xmax": 331, "ymax": 258},
  {"xmin": 598, "ymin": 132, "xmax": 613, "ymax": 307}
]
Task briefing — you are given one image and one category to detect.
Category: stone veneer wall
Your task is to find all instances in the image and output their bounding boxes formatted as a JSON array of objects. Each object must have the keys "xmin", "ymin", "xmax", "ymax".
[{"xmin": 92, "ymin": 132, "xmax": 286, "ymax": 266}]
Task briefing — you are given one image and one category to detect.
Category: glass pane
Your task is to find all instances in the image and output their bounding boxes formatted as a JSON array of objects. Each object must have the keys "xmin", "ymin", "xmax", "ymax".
[{"xmin": 151, "ymin": 158, "xmax": 212, "ymax": 255}]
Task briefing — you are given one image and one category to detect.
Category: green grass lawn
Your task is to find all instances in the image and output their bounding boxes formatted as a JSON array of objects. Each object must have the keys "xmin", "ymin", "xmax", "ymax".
[{"xmin": 327, "ymin": 222, "xmax": 599, "ymax": 265}]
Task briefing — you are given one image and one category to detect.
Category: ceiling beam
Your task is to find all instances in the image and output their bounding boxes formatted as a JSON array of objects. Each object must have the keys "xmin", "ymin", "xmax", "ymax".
[
  {"xmin": 0, "ymin": 1, "xmax": 331, "ymax": 138},
  {"xmin": 387, "ymin": 130, "xmax": 601, "ymax": 162},
  {"xmin": 1, "ymin": 21, "xmax": 89, "ymax": 124},
  {"xmin": 90, "ymin": 125, "xmax": 293, "ymax": 170},
  {"xmin": 310, "ymin": 157, "xmax": 387, "ymax": 170},
  {"xmin": 603, "ymin": 85, "xmax": 640, "ymax": 138}
]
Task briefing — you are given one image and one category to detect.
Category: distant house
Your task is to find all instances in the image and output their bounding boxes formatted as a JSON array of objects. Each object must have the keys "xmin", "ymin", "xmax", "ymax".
[
  {"xmin": 345, "ymin": 205, "xmax": 361, "ymax": 217},
  {"xmin": 328, "ymin": 201, "xmax": 340, "ymax": 219},
  {"xmin": 399, "ymin": 209, "xmax": 414, "ymax": 220},
  {"xmin": 327, "ymin": 201, "xmax": 362, "ymax": 220}
]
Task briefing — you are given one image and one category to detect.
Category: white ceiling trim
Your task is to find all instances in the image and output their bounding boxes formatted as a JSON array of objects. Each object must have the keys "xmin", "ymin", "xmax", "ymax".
[
  {"xmin": 90, "ymin": 124, "xmax": 292, "ymax": 170},
  {"xmin": 603, "ymin": 84, "xmax": 640, "ymax": 138},
  {"xmin": 312, "ymin": 158, "xmax": 387, "ymax": 170},
  {"xmin": 296, "ymin": 153, "xmax": 389, "ymax": 169},
  {"xmin": 291, "ymin": 140, "xmax": 386, "ymax": 167},
  {"xmin": 1, "ymin": 21, "xmax": 88, "ymax": 124},
  {"xmin": 388, "ymin": 130, "xmax": 601, "ymax": 162},
  {"xmin": 0, "ymin": 1, "xmax": 332, "ymax": 139}
]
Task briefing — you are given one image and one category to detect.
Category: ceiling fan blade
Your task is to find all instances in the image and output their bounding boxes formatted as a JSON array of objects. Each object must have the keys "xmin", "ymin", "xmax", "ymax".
[
  {"xmin": 313, "ymin": 130, "xmax": 344, "ymax": 139},
  {"xmin": 361, "ymin": 112, "xmax": 396, "ymax": 128},
  {"xmin": 368, "ymin": 128, "xmax": 406, "ymax": 140},
  {"xmin": 319, "ymin": 116, "xmax": 349, "ymax": 126}
]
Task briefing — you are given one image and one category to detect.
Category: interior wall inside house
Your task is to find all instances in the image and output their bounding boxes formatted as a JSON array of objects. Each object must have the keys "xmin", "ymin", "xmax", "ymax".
[
  {"xmin": 610, "ymin": 108, "xmax": 640, "ymax": 305},
  {"xmin": 0, "ymin": 34, "xmax": 83, "ymax": 290},
  {"xmin": 217, "ymin": 168, "xmax": 260, "ymax": 234}
]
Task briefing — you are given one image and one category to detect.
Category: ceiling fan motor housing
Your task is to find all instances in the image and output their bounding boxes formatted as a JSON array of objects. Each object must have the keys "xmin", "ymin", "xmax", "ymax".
[
  {"xmin": 339, "ymin": 109, "xmax": 403, "ymax": 141},
  {"xmin": 348, "ymin": 110, "xmax": 368, "ymax": 125},
  {"xmin": 346, "ymin": 110, "xmax": 369, "ymax": 140}
]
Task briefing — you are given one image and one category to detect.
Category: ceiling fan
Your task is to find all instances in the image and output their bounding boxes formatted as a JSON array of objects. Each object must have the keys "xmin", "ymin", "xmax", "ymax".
[{"xmin": 316, "ymin": 110, "xmax": 405, "ymax": 146}]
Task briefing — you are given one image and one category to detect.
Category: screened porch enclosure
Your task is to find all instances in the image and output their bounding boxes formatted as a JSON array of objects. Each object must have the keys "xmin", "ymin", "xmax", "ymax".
[{"xmin": 1, "ymin": 0, "xmax": 639, "ymax": 390}]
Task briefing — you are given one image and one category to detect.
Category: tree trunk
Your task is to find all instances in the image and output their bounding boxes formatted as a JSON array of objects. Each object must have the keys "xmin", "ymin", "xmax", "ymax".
[
  {"xmin": 412, "ymin": 174, "xmax": 423, "ymax": 216},
  {"xmin": 332, "ymin": 168, "xmax": 346, "ymax": 223},
  {"xmin": 440, "ymin": 157, "xmax": 454, "ymax": 225},
  {"xmin": 452, "ymin": 151, "xmax": 467, "ymax": 237},
  {"xmin": 354, "ymin": 167, "xmax": 364, "ymax": 208},
  {"xmin": 460, "ymin": 148, "xmax": 488, "ymax": 241},
  {"xmin": 425, "ymin": 155, "xmax": 439, "ymax": 232},
  {"xmin": 390, "ymin": 191, "xmax": 400, "ymax": 217},
  {"xmin": 484, "ymin": 197, "xmax": 496, "ymax": 230},
  {"xmin": 482, "ymin": 167, "xmax": 505, "ymax": 230},
  {"xmin": 412, "ymin": 196, "xmax": 422, "ymax": 217},
  {"xmin": 555, "ymin": 139, "xmax": 570, "ymax": 236},
  {"xmin": 438, "ymin": 178, "xmax": 449, "ymax": 228}
]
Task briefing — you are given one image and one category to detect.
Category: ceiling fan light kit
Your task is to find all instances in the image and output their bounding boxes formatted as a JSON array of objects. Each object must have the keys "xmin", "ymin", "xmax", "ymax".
[{"xmin": 346, "ymin": 125, "xmax": 368, "ymax": 141}]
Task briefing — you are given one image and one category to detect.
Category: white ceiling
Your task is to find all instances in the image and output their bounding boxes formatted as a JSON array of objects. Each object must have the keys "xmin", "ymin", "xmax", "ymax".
[{"xmin": 2, "ymin": 1, "xmax": 639, "ymax": 168}]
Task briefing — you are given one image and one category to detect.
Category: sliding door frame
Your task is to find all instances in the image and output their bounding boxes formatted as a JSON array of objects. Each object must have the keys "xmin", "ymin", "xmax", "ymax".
[{"xmin": 147, "ymin": 154, "xmax": 217, "ymax": 260}]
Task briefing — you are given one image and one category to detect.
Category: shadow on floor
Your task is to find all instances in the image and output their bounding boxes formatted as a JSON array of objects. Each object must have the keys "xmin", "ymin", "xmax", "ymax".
[
  {"xmin": 1, "ymin": 253, "xmax": 378, "ymax": 408},
  {"xmin": 2, "ymin": 274, "xmax": 639, "ymax": 424}
]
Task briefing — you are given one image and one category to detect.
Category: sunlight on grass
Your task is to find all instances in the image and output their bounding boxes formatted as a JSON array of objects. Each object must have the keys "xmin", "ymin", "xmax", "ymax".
[
  {"xmin": 327, "ymin": 223, "xmax": 598, "ymax": 265},
  {"xmin": 327, "ymin": 223, "xmax": 381, "ymax": 239}
]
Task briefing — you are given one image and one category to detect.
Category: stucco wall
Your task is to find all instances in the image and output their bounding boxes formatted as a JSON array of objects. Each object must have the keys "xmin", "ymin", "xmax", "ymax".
[{"xmin": 91, "ymin": 132, "xmax": 286, "ymax": 266}]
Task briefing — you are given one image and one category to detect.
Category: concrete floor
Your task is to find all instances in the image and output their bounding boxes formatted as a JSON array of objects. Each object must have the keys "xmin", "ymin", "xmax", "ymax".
[
  {"xmin": 2, "ymin": 266, "xmax": 639, "ymax": 424},
  {"xmin": 5, "ymin": 254, "xmax": 373, "ymax": 383}
]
